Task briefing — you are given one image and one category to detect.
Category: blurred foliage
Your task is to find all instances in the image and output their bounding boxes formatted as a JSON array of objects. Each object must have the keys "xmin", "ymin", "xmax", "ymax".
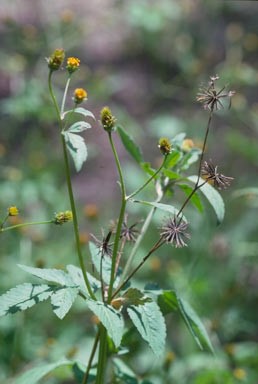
[{"xmin": 0, "ymin": 0, "xmax": 258, "ymax": 383}]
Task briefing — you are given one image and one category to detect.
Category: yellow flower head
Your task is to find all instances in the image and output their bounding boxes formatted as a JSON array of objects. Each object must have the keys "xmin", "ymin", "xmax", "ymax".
[
  {"xmin": 54, "ymin": 210, "xmax": 73, "ymax": 225},
  {"xmin": 47, "ymin": 48, "xmax": 65, "ymax": 71},
  {"xmin": 158, "ymin": 137, "xmax": 172, "ymax": 155},
  {"xmin": 100, "ymin": 106, "xmax": 116, "ymax": 132},
  {"xmin": 8, "ymin": 206, "xmax": 19, "ymax": 216},
  {"xmin": 233, "ymin": 368, "xmax": 246, "ymax": 381},
  {"xmin": 66, "ymin": 57, "xmax": 80, "ymax": 74},
  {"xmin": 182, "ymin": 138, "xmax": 194, "ymax": 152},
  {"xmin": 73, "ymin": 88, "xmax": 87, "ymax": 104}
]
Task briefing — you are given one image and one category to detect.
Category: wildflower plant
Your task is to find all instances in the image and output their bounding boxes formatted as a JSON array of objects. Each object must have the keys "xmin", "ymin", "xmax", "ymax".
[{"xmin": 0, "ymin": 50, "xmax": 235, "ymax": 384}]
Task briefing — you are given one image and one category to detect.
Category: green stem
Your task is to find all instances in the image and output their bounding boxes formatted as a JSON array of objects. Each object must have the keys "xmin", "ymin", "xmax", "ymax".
[
  {"xmin": 0, "ymin": 220, "xmax": 53, "ymax": 233},
  {"xmin": 61, "ymin": 135, "xmax": 95, "ymax": 299},
  {"xmin": 82, "ymin": 330, "xmax": 100, "ymax": 384},
  {"xmin": 61, "ymin": 75, "xmax": 71, "ymax": 117},
  {"xmin": 127, "ymin": 156, "xmax": 167, "ymax": 200},
  {"xmin": 107, "ymin": 132, "xmax": 127, "ymax": 302},
  {"xmin": 48, "ymin": 70, "xmax": 95, "ymax": 300},
  {"xmin": 95, "ymin": 325, "xmax": 108, "ymax": 384}
]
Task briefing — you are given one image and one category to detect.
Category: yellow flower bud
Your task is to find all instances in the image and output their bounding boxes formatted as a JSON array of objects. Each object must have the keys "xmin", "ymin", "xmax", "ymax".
[
  {"xmin": 158, "ymin": 137, "xmax": 172, "ymax": 155},
  {"xmin": 73, "ymin": 88, "xmax": 87, "ymax": 104},
  {"xmin": 8, "ymin": 206, "xmax": 19, "ymax": 216},
  {"xmin": 54, "ymin": 210, "xmax": 73, "ymax": 225},
  {"xmin": 47, "ymin": 48, "xmax": 65, "ymax": 71},
  {"xmin": 100, "ymin": 106, "xmax": 116, "ymax": 132}
]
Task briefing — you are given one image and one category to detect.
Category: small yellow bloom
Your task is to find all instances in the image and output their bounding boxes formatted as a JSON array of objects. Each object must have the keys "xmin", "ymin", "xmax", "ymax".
[
  {"xmin": 47, "ymin": 48, "xmax": 65, "ymax": 71},
  {"xmin": 54, "ymin": 210, "xmax": 73, "ymax": 225},
  {"xmin": 66, "ymin": 57, "xmax": 80, "ymax": 74},
  {"xmin": 100, "ymin": 106, "xmax": 116, "ymax": 132},
  {"xmin": 73, "ymin": 88, "xmax": 87, "ymax": 104},
  {"xmin": 233, "ymin": 368, "xmax": 247, "ymax": 381},
  {"xmin": 8, "ymin": 206, "xmax": 19, "ymax": 216},
  {"xmin": 158, "ymin": 137, "xmax": 172, "ymax": 155}
]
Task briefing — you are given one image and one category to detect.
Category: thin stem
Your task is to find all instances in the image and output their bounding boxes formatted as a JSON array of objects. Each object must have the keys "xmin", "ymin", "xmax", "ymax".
[
  {"xmin": 127, "ymin": 156, "xmax": 167, "ymax": 200},
  {"xmin": 95, "ymin": 325, "xmax": 108, "ymax": 384},
  {"xmin": 61, "ymin": 135, "xmax": 95, "ymax": 300},
  {"xmin": 177, "ymin": 180, "xmax": 207, "ymax": 218},
  {"xmin": 48, "ymin": 70, "xmax": 95, "ymax": 300},
  {"xmin": 82, "ymin": 330, "xmax": 100, "ymax": 384},
  {"xmin": 107, "ymin": 132, "xmax": 127, "ymax": 302},
  {"xmin": 0, "ymin": 220, "xmax": 53, "ymax": 233},
  {"xmin": 112, "ymin": 237, "xmax": 165, "ymax": 299}
]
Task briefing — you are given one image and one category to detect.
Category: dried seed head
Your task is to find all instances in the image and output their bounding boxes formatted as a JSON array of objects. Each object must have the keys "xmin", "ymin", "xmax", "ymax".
[
  {"xmin": 196, "ymin": 75, "xmax": 235, "ymax": 111},
  {"xmin": 120, "ymin": 214, "xmax": 140, "ymax": 242},
  {"xmin": 201, "ymin": 160, "xmax": 234, "ymax": 189},
  {"xmin": 160, "ymin": 216, "xmax": 190, "ymax": 248}
]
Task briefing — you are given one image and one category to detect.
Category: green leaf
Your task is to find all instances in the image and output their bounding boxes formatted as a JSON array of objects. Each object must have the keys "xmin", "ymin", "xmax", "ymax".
[
  {"xmin": 127, "ymin": 300, "xmax": 166, "ymax": 356},
  {"xmin": 51, "ymin": 286, "xmax": 79, "ymax": 319},
  {"xmin": 13, "ymin": 359, "xmax": 72, "ymax": 384},
  {"xmin": 162, "ymin": 169, "xmax": 181, "ymax": 180},
  {"xmin": 140, "ymin": 162, "xmax": 156, "ymax": 177},
  {"xmin": 87, "ymin": 300, "xmax": 124, "ymax": 347},
  {"xmin": 0, "ymin": 283, "xmax": 54, "ymax": 316},
  {"xmin": 188, "ymin": 175, "xmax": 225, "ymax": 223},
  {"xmin": 178, "ymin": 184, "xmax": 203, "ymax": 212},
  {"xmin": 165, "ymin": 150, "xmax": 181, "ymax": 168},
  {"xmin": 132, "ymin": 200, "xmax": 187, "ymax": 221},
  {"xmin": 157, "ymin": 290, "xmax": 214, "ymax": 353},
  {"xmin": 179, "ymin": 149, "xmax": 200, "ymax": 171},
  {"xmin": 177, "ymin": 297, "xmax": 214, "ymax": 353},
  {"xmin": 18, "ymin": 264, "xmax": 75, "ymax": 286},
  {"xmin": 123, "ymin": 288, "xmax": 152, "ymax": 306},
  {"xmin": 62, "ymin": 107, "xmax": 95, "ymax": 120},
  {"xmin": 113, "ymin": 358, "xmax": 138, "ymax": 384},
  {"xmin": 157, "ymin": 290, "xmax": 178, "ymax": 315},
  {"xmin": 64, "ymin": 131, "xmax": 87, "ymax": 172},
  {"xmin": 68, "ymin": 120, "xmax": 92, "ymax": 132},
  {"xmin": 117, "ymin": 125, "xmax": 143, "ymax": 164},
  {"xmin": 66, "ymin": 264, "xmax": 101, "ymax": 294}
]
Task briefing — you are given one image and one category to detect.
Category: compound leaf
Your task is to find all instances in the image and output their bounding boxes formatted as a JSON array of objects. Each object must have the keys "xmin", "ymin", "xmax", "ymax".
[{"xmin": 51, "ymin": 286, "xmax": 79, "ymax": 319}]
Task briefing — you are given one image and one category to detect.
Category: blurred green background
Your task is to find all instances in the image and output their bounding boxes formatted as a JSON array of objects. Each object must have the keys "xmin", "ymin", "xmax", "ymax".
[{"xmin": 1, "ymin": 0, "xmax": 258, "ymax": 383}]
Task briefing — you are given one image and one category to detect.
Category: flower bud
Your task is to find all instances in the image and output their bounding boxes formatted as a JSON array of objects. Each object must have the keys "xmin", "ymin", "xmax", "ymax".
[
  {"xmin": 66, "ymin": 57, "xmax": 80, "ymax": 74},
  {"xmin": 73, "ymin": 88, "xmax": 87, "ymax": 104},
  {"xmin": 47, "ymin": 48, "xmax": 65, "ymax": 71},
  {"xmin": 54, "ymin": 210, "xmax": 73, "ymax": 225},
  {"xmin": 158, "ymin": 137, "xmax": 172, "ymax": 155},
  {"xmin": 8, "ymin": 206, "xmax": 19, "ymax": 216},
  {"xmin": 100, "ymin": 106, "xmax": 116, "ymax": 132}
]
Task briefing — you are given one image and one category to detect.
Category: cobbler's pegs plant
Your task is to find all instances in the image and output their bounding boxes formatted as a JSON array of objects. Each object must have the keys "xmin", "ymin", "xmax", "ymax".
[{"xmin": 0, "ymin": 51, "xmax": 235, "ymax": 384}]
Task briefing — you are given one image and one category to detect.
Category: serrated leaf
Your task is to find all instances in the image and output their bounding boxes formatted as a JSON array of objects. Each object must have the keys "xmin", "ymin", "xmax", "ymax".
[
  {"xmin": 123, "ymin": 288, "xmax": 152, "ymax": 306},
  {"xmin": 64, "ymin": 131, "xmax": 87, "ymax": 172},
  {"xmin": 62, "ymin": 107, "xmax": 95, "ymax": 120},
  {"xmin": 68, "ymin": 121, "xmax": 92, "ymax": 132},
  {"xmin": 51, "ymin": 286, "xmax": 79, "ymax": 319},
  {"xmin": 178, "ymin": 184, "xmax": 203, "ymax": 212},
  {"xmin": 177, "ymin": 297, "xmax": 214, "ymax": 353},
  {"xmin": 117, "ymin": 126, "xmax": 143, "ymax": 164},
  {"xmin": 132, "ymin": 200, "xmax": 187, "ymax": 222},
  {"xmin": 13, "ymin": 359, "xmax": 72, "ymax": 384},
  {"xmin": 87, "ymin": 300, "xmax": 124, "ymax": 347},
  {"xmin": 0, "ymin": 283, "xmax": 54, "ymax": 316},
  {"xmin": 188, "ymin": 175, "xmax": 225, "ymax": 223},
  {"xmin": 18, "ymin": 264, "xmax": 75, "ymax": 286},
  {"xmin": 127, "ymin": 300, "xmax": 166, "ymax": 356},
  {"xmin": 66, "ymin": 264, "xmax": 101, "ymax": 294}
]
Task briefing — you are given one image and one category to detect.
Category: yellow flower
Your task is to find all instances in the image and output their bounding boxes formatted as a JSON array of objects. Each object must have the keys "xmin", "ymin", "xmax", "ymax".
[
  {"xmin": 100, "ymin": 106, "xmax": 116, "ymax": 132},
  {"xmin": 158, "ymin": 137, "xmax": 172, "ymax": 155},
  {"xmin": 233, "ymin": 368, "xmax": 247, "ymax": 381},
  {"xmin": 66, "ymin": 57, "xmax": 80, "ymax": 74},
  {"xmin": 73, "ymin": 88, "xmax": 87, "ymax": 104},
  {"xmin": 182, "ymin": 138, "xmax": 194, "ymax": 152},
  {"xmin": 47, "ymin": 48, "xmax": 65, "ymax": 71},
  {"xmin": 8, "ymin": 206, "xmax": 19, "ymax": 216},
  {"xmin": 54, "ymin": 210, "xmax": 73, "ymax": 225}
]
